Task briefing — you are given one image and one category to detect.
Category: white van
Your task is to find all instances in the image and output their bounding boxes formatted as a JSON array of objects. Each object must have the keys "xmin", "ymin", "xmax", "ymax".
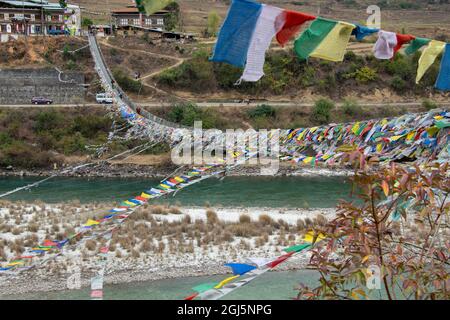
[{"xmin": 96, "ymin": 93, "xmax": 113, "ymax": 104}]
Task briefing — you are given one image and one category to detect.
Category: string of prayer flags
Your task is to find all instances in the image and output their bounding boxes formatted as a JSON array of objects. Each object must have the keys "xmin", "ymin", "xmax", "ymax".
[{"xmin": 209, "ymin": 0, "xmax": 450, "ymax": 88}]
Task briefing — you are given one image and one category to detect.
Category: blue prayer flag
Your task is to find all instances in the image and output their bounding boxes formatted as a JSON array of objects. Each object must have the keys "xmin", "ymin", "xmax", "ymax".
[{"xmin": 210, "ymin": 0, "xmax": 262, "ymax": 67}]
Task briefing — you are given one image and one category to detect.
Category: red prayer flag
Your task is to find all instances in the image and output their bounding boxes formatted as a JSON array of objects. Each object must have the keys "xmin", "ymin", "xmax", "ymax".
[
  {"xmin": 100, "ymin": 247, "xmax": 109, "ymax": 254},
  {"xmin": 266, "ymin": 251, "xmax": 295, "ymax": 268},
  {"xmin": 43, "ymin": 240, "xmax": 58, "ymax": 247},
  {"xmin": 275, "ymin": 10, "xmax": 316, "ymax": 47},
  {"xmin": 184, "ymin": 293, "xmax": 199, "ymax": 300},
  {"xmin": 91, "ymin": 290, "xmax": 103, "ymax": 298},
  {"xmin": 394, "ymin": 34, "xmax": 415, "ymax": 55}
]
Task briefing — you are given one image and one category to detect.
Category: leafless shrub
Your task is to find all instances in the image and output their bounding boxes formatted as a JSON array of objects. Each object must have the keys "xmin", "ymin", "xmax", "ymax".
[
  {"xmin": 85, "ymin": 240, "xmax": 97, "ymax": 251},
  {"xmin": 239, "ymin": 214, "xmax": 251, "ymax": 224},
  {"xmin": 258, "ymin": 214, "xmax": 273, "ymax": 226},
  {"xmin": 168, "ymin": 206, "xmax": 183, "ymax": 215},
  {"xmin": 206, "ymin": 210, "xmax": 218, "ymax": 224}
]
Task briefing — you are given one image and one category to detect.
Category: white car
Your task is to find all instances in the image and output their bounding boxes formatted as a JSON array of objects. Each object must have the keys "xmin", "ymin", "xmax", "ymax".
[{"xmin": 96, "ymin": 93, "xmax": 113, "ymax": 104}]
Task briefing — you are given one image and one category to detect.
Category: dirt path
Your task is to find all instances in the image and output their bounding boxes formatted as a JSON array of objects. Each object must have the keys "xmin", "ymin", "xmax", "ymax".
[{"xmin": 98, "ymin": 39, "xmax": 187, "ymax": 99}]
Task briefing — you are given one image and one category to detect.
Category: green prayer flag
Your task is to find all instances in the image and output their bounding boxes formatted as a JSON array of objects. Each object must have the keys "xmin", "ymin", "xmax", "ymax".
[
  {"xmin": 405, "ymin": 37, "xmax": 431, "ymax": 55},
  {"xmin": 192, "ymin": 283, "xmax": 217, "ymax": 293},
  {"xmin": 284, "ymin": 243, "xmax": 311, "ymax": 253},
  {"xmin": 135, "ymin": 0, "xmax": 173, "ymax": 15},
  {"xmin": 294, "ymin": 18, "xmax": 337, "ymax": 60},
  {"xmin": 435, "ymin": 120, "xmax": 450, "ymax": 129}
]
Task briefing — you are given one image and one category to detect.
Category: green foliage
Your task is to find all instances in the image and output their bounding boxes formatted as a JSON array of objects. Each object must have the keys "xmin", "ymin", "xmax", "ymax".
[
  {"xmin": 167, "ymin": 103, "xmax": 217, "ymax": 128},
  {"xmin": 383, "ymin": 54, "xmax": 416, "ymax": 81},
  {"xmin": 158, "ymin": 50, "xmax": 217, "ymax": 92},
  {"xmin": 342, "ymin": 99, "xmax": 364, "ymax": 117},
  {"xmin": 349, "ymin": 66, "xmax": 378, "ymax": 83},
  {"xmin": 81, "ymin": 17, "xmax": 93, "ymax": 28},
  {"xmin": 165, "ymin": 2, "xmax": 180, "ymax": 32},
  {"xmin": 113, "ymin": 69, "xmax": 142, "ymax": 93},
  {"xmin": 206, "ymin": 11, "xmax": 221, "ymax": 37},
  {"xmin": 247, "ymin": 104, "xmax": 276, "ymax": 119},
  {"xmin": 34, "ymin": 111, "xmax": 64, "ymax": 132},
  {"xmin": 0, "ymin": 109, "xmax": 114, "ymax": 168},
  {"xmin": 422, "ymin": 99, "xmax": 438, "ymax": 111},
  {"xmin": 310, "ymin": 99, "xmax": 334, "ymax": 125},
  {"xmin": 61, "ymin": 132, "xmax": 86, "ymax": 155},
  {"xmin": 390, "ymin": 75, "xmax": 407, "ymax": 93}
]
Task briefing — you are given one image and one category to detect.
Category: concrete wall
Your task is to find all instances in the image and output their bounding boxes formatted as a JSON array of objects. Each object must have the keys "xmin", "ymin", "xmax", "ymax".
[{"xmin": 0, "ymin": 68, "xmax": 85, "ymax": 105}]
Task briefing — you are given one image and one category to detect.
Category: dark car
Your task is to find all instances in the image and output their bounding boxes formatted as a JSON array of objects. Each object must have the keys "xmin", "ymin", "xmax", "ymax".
[{"xmin": 31, "ymin": 97, "xmax": 53, "ymax": 105}]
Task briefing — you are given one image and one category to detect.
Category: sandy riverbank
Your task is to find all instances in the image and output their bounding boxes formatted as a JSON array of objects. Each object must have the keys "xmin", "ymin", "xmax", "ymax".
[{"xmin": 0, "ymin": 202, "xmax": 334, "ymax": 295}]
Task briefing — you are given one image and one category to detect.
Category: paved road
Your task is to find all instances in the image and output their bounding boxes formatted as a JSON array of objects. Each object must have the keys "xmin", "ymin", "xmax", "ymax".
[{"xmin": 1, "ymin": 101, "xmax": 448, "ymax": 109}]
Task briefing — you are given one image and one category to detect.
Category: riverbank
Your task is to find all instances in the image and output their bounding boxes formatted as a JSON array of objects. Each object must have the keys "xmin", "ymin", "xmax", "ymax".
[
  {"xmin": 0, "ymin": 162, "xmax": 354, "ymax": 179},
  {"xmin": 0, "ymin": 201, "xmax": 334, "ymax": 295}
]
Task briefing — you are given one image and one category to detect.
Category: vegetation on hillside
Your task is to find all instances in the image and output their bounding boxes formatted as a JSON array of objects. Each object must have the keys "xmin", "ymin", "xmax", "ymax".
[
  {"xmin": 157, "ymin": 49, "xmax": 444, "ymax": 98},
  {"xmin": 0, "ymin": 108, "xmax": 112, "ymax": 169},
  {"xmin": 150, "ymin": 98, "xmax": 426, "ymax": 130}
]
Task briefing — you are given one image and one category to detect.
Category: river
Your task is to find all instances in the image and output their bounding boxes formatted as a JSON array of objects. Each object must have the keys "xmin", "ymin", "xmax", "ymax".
[
  {"xmin": 1, "ymin": 270, "xmax": 321, "ymax": 300},
  {"xmin": 0, "ymin": 175, "xmax": 356, "ymax": 300},
  {"xmin": 0, "ymin": 175, "xmax": 353, "ymax": 208}
]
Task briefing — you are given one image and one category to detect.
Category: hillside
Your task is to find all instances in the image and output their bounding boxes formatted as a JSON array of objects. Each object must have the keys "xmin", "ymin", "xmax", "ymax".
[{"xmin": 69, "ymin": 0, "xmax": 450, "ymax": 37}]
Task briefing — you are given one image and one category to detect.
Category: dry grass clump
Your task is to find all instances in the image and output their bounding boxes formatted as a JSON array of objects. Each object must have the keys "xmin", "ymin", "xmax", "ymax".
[
  {"xmin": 85, "ymin": 239, "xmax": 97, "ymax": 251},
  {"xmin": 239, "ymin": 214, "xmax": 251, "ymax": 224},
  {"xmin": 150, "ymin": 205, "xmax": 167, "ymax": 215},
  {"xmin": 11, "ymin": 227, "xmax": 22, "ymax": 235},
  {"xmin": 168, "ymin": 206, "xmax": 183, "ymax": 215},
  {"xmin": 206, "ymin": 210, "xmax": 218, "ymax": 224},
  {"xmin": 258, "ymin": 214, "xmax": 273, "ymax": 226}
]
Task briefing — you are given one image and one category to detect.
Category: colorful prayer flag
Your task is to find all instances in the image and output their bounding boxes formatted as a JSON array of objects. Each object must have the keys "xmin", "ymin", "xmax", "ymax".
[
  {"xmin": 211, "ymin": 0, "xmax": 263, "ymax": 68},
  {"xmin": 416, "ymin": 40, "xmax": 446, "ymax": 84}
]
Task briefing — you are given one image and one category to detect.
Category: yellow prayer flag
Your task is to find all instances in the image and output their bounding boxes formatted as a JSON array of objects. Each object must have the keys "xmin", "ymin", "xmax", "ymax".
[
  {"xmin": 406, "ymin": 131, "xmax": 415, "ymax": 141},
  {"xmin": 84, "ymin": 219, "xmax": 100, "ymax": 227},
  {"xmin": 214, "ymin": 275, "xmax": 239, "ymax": 289},
  {"xmin": 303, "ymin": 231, "xmax": 326, "ymax": 243},
  {"xmin": 416, "ymin": 40, "xmax": 446, "ymax": 84},
  {"xmin": 376, "ymin": 143, "xmax": 383, "ymax": 152},
  {"xmin": 303, "ymin": 157, "xmax": 314, "ymax": 164},
  {"xmin": 174, "ymin": 177, "xmax": 185, "ymax": 183},
  {"xmin": 141, "ymin": 192, "xmax": 152, "ymax": 199},
  {"xmin": 390, "ymin": 135, "xmax": 404, "ymax": 142},
  {"xmin": 351, "ymin": 122, "xmax": 360, "ymax": 135},
  {"xmin": 310, "ymin": 21, "xmax": 355, "ymax": 62}
]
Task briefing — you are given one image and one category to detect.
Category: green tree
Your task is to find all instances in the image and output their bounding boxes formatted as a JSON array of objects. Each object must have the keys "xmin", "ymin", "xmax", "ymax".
[
  {"xmin": 81, "ymin": 17, "xmax": 93, "ymax": 28},
  {"xmin": 165, "ymin": 2, "xmax": 180, "ymax": 31},
  {"xmin": 310, "ymin": 99, "xmax": 334, "ymax": 125}
]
